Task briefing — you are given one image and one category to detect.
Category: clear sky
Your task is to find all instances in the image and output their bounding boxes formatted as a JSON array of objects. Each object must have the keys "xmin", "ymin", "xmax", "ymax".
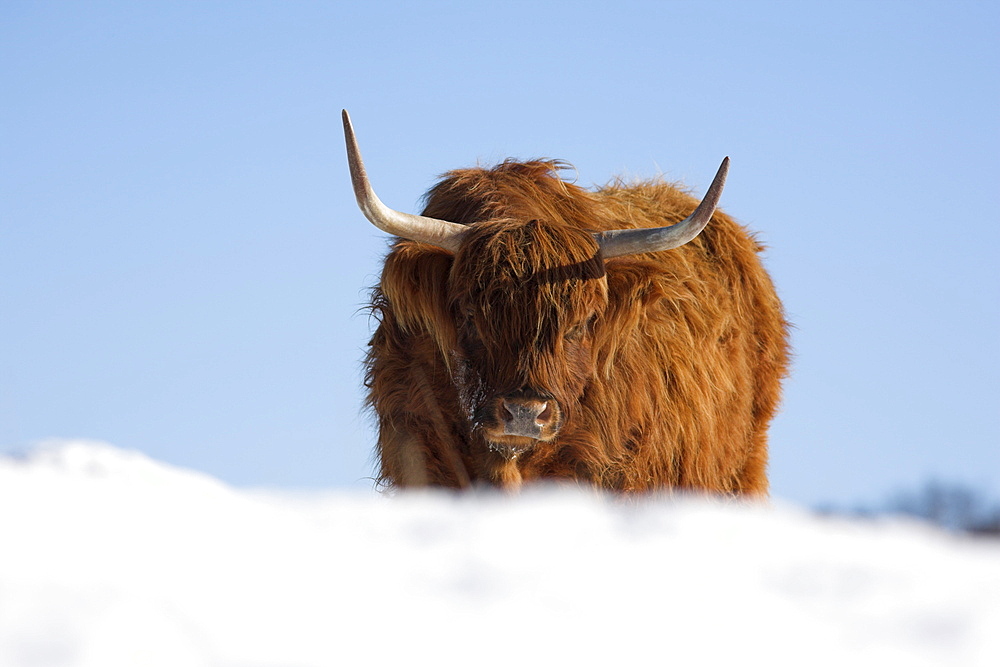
[{"xmin": 2, "ymin": 0, "xmax": 997, "ymax": 507}]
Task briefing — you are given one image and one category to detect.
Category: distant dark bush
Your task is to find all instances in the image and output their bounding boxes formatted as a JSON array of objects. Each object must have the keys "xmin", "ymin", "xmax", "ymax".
[
  {"xmin": 824, "ymin": 480, "xmax": 1000, "ymax": 537},
  {"xmin": 886, "ymin": 480, "xmax": 1000, "ymax": 536}
]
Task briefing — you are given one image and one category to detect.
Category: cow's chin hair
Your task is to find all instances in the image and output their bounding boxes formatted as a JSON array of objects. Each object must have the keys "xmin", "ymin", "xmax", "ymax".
[{"xmin": 482, "ymin": 432, "xmax": 554, "ymax": 461}]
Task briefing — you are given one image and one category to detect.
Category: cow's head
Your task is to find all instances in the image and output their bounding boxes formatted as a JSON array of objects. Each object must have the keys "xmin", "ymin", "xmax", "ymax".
[
  {"xmin": 343, "ymin": 110, "xmax": 727, "ymax": 457},
  {"xmin": 448, "ymin": 217, "xmax": 608, "ymax": 456}
]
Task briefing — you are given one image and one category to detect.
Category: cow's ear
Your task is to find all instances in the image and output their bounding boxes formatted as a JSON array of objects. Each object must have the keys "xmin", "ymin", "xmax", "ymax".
[{"xmin": 380, "ymin": 242, "xmax": 458, "ymax": 357}]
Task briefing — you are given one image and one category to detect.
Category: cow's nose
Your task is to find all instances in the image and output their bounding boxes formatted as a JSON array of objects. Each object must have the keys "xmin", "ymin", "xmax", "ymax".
[{"xmin": 500, "ymin": 397, "xmax": 554, "ymax": 439}]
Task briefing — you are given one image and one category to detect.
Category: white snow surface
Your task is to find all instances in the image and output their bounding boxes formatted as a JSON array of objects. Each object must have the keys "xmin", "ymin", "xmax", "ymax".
[{"xmin": 1, "ymin": 441, "xmax": 998, "ymax": 667}]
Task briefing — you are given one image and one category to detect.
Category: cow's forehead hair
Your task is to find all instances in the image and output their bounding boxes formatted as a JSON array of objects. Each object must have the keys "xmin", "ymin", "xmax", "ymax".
[
  {"xmin": 421, "ymin": 159, "xmax": 588, "ymax": 228},
  {"xmin": 457, "ymin": 217, "xmax": 603, "ymax": 277},
  {"xmin": 450, "ymin": 218, "xmax": 608, "ymax": 346}
]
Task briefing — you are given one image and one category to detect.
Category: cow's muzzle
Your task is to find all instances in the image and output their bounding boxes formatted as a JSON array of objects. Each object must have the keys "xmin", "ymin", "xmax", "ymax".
[
  {"xmin": 502, "ymin": 397, "xmax": 555, "ymax": 438},
  {"xmin": 480, "ymin": 391, "xmax": 562, "ymax": 453}
]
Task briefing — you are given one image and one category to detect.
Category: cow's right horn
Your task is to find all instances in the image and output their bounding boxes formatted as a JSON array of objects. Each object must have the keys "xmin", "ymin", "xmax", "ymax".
[{"xmin": 342, "ymin": 110, "xmax": 468, "ymax": 252}]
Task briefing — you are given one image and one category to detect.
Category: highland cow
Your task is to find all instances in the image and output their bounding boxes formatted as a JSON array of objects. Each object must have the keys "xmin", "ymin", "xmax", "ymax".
[{"xmin": 344, "ymin": 110, "xmax": 789, "ymax": 494}]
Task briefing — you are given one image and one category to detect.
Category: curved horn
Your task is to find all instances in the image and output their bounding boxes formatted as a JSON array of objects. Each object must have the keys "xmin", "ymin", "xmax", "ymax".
[
  {"xmin": 342, "ymin": 110, "xmax": 468, "ymax": 252},
  {"xmin": 595, "ymin": 157, "xmax": 730, "ymax": 258}
]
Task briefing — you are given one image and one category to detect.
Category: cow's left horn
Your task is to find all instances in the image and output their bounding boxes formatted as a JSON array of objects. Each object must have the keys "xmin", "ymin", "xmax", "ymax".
[
  {"xmin": 342, "ymin": 110, "xmax": 468, "ymax": 252},
  {"xmin": 595, "ymin": 157, "xmax": 729, "ymax": 258}
]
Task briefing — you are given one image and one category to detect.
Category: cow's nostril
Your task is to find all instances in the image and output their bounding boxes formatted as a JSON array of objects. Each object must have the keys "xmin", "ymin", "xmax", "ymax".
[{"xmin": 537, "ymin": 402, "xmax": 552, "ymax": 424}]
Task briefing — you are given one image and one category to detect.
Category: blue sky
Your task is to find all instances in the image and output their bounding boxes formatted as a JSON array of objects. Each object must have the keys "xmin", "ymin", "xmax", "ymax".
[{"xmin": 2, "ymin": 1, "xmax": 997, "ymax": 506}]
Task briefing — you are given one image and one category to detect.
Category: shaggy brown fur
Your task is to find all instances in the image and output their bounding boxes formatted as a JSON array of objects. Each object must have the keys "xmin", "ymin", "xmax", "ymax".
[{"xmin": 365, "ymin": 160, "xmax": 789, "ymax": 495}]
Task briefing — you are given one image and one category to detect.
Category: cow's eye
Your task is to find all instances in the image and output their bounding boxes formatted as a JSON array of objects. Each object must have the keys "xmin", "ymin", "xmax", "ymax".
[
  {"xmin": 564, "ymin": 316, "xmax": 595, "ymax": 341},
  {"xmin": 457, "ymin": 309, "xmax": 478, "ymax": 336}
]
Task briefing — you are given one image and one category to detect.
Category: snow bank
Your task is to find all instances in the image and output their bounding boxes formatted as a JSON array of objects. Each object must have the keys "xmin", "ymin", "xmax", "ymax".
[{"xmin": 1, "ymin": 441, "xmax": 997, "ymax": 666}]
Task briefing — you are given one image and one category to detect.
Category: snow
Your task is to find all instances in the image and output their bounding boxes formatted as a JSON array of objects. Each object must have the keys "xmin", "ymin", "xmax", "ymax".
[{"xmin": 1, "ymin": 441, "xmax": 997, "ymax": 666}]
